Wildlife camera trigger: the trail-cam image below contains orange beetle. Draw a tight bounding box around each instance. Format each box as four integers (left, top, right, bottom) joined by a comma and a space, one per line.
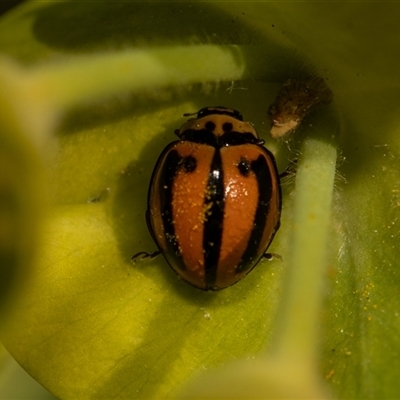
134, 107, 281, 291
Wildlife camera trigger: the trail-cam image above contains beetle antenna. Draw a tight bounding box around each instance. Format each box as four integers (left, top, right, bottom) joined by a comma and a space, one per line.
182, 111, 198, 117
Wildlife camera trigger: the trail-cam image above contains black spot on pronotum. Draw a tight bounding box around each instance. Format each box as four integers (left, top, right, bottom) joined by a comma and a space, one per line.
205, 121, 216, 131
222, 122, 233, 132
180, 129, 261, 148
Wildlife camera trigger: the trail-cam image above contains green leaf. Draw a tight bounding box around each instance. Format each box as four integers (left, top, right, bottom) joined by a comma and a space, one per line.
1, 1, 400, 399
0, 73, 43, 319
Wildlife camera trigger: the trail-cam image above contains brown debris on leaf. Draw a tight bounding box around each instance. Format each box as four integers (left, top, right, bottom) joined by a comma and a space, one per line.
268, 76, 333, 139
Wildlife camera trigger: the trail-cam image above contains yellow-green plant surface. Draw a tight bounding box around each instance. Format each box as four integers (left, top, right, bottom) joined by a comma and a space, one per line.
0, 1, 400, 399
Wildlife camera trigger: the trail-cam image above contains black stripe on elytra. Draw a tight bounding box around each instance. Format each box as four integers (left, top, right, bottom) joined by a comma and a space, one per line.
157, 149, 197, 271
203, 148, 225, 289
179, 129, 262, 147
236, 154, 274, 273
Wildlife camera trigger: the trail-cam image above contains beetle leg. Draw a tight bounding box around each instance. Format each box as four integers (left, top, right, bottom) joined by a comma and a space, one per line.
279, 158, 298, 179
131, 251, 161, 264
263, 252, 282, 261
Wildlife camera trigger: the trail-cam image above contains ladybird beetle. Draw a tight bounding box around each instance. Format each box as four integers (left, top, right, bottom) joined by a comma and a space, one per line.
134, 106, 282, 291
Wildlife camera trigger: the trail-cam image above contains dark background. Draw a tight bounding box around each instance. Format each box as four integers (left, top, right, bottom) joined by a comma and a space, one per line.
0, 0, 24, 16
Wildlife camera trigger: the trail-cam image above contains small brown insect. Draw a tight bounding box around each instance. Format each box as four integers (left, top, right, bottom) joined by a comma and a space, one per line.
268, 76, 333, 139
